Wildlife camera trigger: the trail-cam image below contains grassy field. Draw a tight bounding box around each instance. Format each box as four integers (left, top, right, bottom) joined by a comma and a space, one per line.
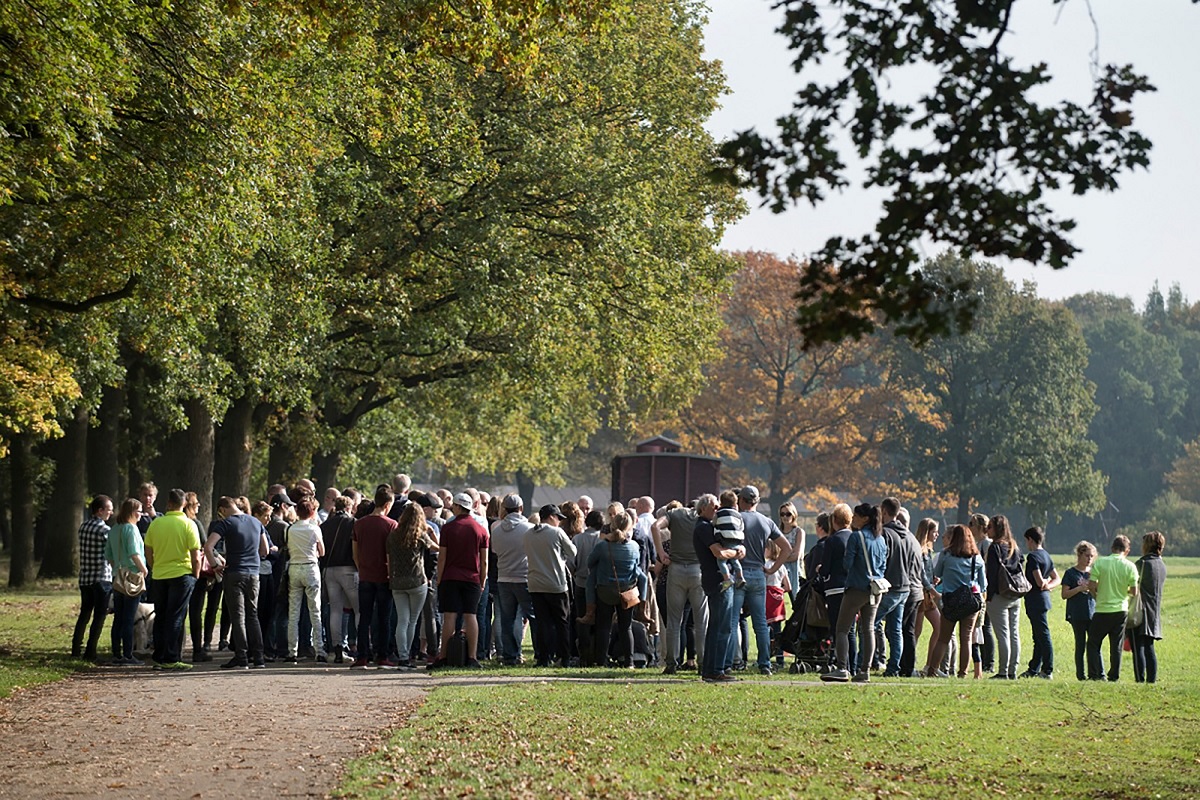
0, 562, 90, 699
5, 553, 1200, 796
338, 555, 1200, 799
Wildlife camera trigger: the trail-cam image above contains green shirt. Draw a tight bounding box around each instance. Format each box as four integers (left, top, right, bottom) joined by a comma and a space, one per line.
1091, 552, 1138, 614
145, 511, 201, 580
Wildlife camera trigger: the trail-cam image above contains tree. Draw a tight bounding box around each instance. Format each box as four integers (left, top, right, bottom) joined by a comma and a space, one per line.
716, 0, 1161, 346
887, 255, 1105, 524
672, 251, 911, 512
1065, 295, 1185, 525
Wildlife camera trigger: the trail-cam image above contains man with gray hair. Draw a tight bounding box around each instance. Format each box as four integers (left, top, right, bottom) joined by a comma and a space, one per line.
653, 497, 708, 674
491, 493, 538, 665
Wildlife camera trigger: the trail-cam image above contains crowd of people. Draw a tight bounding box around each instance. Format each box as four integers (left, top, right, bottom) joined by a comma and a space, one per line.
70, 478, 1167, 683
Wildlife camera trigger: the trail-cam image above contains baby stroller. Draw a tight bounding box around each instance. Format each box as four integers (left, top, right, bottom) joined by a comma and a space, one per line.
778, 579, 834, 675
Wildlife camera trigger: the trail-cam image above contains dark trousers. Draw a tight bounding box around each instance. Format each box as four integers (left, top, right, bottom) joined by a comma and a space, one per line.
899, 594, 921, 677
151, 575, 197, 664
223, 572, 263, 663
189, 577, 222, 652
73, 582, 112, 658
1087, 610, 1127, 681
1131, 631, 1158, 683
825, 593, 857, 672
1026, 606, 1054, 675
594, 598, 633, 667
531, 591, 571, 666
1070, 618, 1090, 681
257, 572, 278, 656
111, 591, 139, 659
573, 587, 595, 666
476, 579, 493, 660
980, 610, 995, 670
357, 580, 393, 662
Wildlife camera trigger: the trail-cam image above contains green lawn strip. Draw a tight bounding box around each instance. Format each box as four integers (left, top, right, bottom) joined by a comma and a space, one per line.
0, 584, 91, 699
339, 681, 1200, 799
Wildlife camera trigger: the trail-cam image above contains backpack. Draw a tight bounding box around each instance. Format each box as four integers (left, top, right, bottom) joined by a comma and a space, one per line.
446, 630, 468, 667
997, 548, 1032, 599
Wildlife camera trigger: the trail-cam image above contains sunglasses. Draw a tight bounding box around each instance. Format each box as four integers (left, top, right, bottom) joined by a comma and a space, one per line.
780, 512, 793, 518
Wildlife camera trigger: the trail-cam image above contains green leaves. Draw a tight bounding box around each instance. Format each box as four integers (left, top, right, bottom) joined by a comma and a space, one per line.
716, 0, 1159, 346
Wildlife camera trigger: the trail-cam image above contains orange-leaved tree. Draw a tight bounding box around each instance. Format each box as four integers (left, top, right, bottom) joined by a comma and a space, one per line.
673, 250, 927, 513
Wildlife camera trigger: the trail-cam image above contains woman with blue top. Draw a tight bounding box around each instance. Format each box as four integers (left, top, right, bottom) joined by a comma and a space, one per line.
1061, 540, 1096, 681
105, 498, 149, 665
581, 511, 647, 668
821, 504, 887, 683
928, 524, 986, 678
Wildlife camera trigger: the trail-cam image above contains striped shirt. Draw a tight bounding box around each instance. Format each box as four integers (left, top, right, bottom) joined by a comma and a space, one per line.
78, 516, 112, 586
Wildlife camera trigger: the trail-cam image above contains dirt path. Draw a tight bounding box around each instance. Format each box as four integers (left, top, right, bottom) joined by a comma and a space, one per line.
0, 662, 425, 799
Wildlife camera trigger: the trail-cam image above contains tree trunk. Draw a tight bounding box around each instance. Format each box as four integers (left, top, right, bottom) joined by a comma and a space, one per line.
38, 405, 89, 579
213, 396, 257, 500
957, 492, 971, 525
124, 351, 154, 492
7, 434, 37, 587
766, 458, 784, 519
87, 385, 125, 501
516, 470, 536, 514
312, 448, 342, 494
268, 439, 293, 492
150, 398, 215, 524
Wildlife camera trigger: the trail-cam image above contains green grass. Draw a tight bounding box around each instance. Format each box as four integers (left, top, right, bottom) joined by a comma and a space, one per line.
0, 562, 90, 699
338, 556, 1200, 798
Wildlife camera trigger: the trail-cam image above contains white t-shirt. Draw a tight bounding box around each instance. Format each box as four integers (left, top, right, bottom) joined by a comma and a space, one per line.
288, 519, 324, 565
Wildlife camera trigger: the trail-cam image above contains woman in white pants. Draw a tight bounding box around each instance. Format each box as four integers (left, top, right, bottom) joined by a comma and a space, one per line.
286, 493, 326, 662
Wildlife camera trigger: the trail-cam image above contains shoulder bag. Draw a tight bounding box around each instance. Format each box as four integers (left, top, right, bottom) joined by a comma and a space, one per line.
942, 557, 983, 622
858, 531, 891, 599
997, 547, 1032, 599
611, 545, 640, 609
1126, 561, 1146, 630
111, 527, 146, 598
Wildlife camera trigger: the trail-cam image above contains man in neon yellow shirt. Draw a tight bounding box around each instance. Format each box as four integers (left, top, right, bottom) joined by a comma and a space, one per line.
145, 488, 202, 670
1086, 535, 1139, 682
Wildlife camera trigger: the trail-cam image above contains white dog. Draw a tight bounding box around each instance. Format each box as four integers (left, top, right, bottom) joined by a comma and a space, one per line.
132, 603, 156, 656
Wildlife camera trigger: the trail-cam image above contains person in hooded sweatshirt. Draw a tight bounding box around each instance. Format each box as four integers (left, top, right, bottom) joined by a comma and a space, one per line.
491, 494, 538, 665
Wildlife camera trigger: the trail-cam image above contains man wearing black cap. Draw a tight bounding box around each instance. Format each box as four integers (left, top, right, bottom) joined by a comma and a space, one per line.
525, 505, 578, 667
264, 491, 296, 661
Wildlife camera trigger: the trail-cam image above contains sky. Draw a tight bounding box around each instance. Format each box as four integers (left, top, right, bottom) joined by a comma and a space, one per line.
701, 0, 1200, 304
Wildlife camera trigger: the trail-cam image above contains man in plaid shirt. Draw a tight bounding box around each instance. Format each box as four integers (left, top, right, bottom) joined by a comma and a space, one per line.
73, 495, 114, 661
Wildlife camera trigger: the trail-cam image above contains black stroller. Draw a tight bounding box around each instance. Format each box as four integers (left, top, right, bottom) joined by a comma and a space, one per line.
778, 578, 835, 675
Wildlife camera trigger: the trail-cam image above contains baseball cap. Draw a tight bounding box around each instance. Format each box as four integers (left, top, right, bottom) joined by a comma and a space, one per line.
738, 485, 760, 503
452, 492, 474, 511
270, 491, 296, 508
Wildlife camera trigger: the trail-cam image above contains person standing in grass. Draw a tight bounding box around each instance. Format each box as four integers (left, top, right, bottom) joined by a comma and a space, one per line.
106, 498, 148, 665
1086, 535, 1139, 681
1130, 531, 1167, 684
74, 495, 114, 662
692, 494, 741, 682
984, 515, 1023, 680
1060, 541, 1096, 681
427, 492, 489, 671
822, 504, 886, 683
525, 505, 578, 668
1020, 527, 1060, 679
144, 488, 202, 670
927, 524, 987, 679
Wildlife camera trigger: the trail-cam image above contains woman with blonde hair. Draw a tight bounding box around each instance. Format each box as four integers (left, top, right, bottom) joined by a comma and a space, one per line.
1061, 540, 1097, 681
580, 511, 646, 668
777, 501, 805, 600
912, 518, 943, 677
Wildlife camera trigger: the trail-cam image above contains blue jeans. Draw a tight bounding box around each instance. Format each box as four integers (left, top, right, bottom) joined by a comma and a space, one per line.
111, 590, 139, 659
702, 585, 734, 677
151, 574, 196, 664
476, 578, 492, 659
497, 582, 535, 663
877, 590, 906, 673
726, 567, 770, 670
356, 580, 393, 662
1026, 605, 1053, 675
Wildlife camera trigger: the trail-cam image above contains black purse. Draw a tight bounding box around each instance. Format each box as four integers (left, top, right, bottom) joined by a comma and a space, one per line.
942, 557, 983, 622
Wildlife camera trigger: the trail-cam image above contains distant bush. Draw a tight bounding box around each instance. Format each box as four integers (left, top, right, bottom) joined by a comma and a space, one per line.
1119, 491, 1200, 556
